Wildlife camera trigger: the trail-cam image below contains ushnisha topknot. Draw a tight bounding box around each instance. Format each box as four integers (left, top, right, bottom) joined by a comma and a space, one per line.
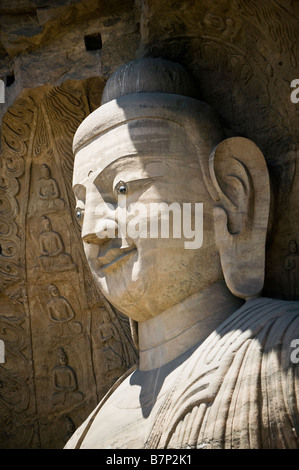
100, 58, 199, 105
72, 58, 225, 157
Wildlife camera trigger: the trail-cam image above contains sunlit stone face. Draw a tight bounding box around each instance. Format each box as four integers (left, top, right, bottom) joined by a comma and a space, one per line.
73, 118, 222, 322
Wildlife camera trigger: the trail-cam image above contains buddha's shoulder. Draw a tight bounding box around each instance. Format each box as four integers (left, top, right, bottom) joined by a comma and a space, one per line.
218, 297, 299, 346
64, 365, 137, 449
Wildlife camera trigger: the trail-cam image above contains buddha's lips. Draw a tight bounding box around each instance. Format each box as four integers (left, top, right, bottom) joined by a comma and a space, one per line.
98, 247, 137, 271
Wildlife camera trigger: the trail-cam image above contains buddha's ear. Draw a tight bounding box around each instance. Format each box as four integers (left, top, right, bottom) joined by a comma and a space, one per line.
208, 137, 270, 299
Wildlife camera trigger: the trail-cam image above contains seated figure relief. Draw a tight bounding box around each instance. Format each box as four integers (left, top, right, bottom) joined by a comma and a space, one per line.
37, 163, 65, 211
38, 216, 76, 272
52, 347, 84, 406
65, 59, 299, 449
46, 284, 82, 337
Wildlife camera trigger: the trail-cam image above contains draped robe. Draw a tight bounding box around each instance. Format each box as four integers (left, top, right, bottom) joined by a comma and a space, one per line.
65, 298, 299, 449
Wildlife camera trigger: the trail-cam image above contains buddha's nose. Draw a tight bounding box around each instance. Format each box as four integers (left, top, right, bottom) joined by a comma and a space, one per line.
82, 216, 118, 245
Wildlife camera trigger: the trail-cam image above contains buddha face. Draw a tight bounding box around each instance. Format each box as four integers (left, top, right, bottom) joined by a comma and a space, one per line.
73, 120, 223, 322
290, 240, 297, 253
42, 217, 52, 231
48, 284, 59, 297
58, 350, 67, 365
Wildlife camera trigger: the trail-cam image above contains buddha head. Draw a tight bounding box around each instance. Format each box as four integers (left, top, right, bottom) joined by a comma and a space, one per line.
289, 240, 298, 254
57, 347, 68, 365
48, 283, 60, 297
72, 58, 270, 323
40, 163, 51, 179
41, 215, 52, 231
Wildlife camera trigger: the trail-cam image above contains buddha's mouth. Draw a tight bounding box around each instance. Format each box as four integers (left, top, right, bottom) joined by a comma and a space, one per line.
98, 247, 137, 271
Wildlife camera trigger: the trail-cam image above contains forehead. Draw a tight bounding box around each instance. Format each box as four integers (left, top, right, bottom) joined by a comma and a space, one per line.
73, 119, 196, 188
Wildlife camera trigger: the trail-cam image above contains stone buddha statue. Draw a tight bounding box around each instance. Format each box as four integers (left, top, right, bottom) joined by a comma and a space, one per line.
65, 58, 299, 449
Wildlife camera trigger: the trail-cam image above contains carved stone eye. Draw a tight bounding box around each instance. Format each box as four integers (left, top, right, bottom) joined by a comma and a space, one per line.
115, 180, 128, 195
75, 208, 83, 220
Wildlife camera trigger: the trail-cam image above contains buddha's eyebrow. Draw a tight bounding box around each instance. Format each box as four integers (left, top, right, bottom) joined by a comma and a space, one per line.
92, 157, 142, 195
92, 163, 116, 188
92, 155, 164, 187
92, 157, 129, 186
73, 184, 86, 202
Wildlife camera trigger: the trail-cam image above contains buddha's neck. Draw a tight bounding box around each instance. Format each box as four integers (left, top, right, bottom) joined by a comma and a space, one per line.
138, 281, 244, 371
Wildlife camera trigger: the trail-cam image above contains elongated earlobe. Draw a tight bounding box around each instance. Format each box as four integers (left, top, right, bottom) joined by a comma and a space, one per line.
208, 137, 270, 299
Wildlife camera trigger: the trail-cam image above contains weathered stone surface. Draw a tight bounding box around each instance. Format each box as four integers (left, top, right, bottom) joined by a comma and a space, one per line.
0, 78, 138, 449
137, 0, 299, 301
1, 0, 298, 300
0, 0, 140, 449
66, 58, 299, 449
0, 0, 298, 450
0, 0, 140, 122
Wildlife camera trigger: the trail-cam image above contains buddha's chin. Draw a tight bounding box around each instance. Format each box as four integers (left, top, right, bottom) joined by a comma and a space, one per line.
88, 257, 147, 316
97, 274, 151, 321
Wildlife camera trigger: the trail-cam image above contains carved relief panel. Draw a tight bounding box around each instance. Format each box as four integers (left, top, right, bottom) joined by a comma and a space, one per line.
0, 78, 138, 449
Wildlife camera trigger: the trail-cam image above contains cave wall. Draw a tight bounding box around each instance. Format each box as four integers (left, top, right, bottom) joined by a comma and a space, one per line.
0, 0, 298, 448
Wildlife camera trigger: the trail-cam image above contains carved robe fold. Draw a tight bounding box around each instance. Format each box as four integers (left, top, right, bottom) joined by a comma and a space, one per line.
65, 298, 299, 449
